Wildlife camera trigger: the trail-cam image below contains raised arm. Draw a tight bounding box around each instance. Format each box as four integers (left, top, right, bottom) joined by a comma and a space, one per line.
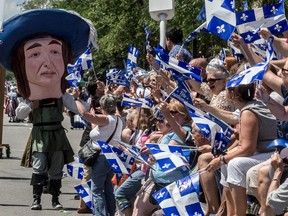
231, 33, 263, 66
75, 100, 109, 126
255, 84, 288, 120
259, 28, 288, 57
262, 57, 288, 97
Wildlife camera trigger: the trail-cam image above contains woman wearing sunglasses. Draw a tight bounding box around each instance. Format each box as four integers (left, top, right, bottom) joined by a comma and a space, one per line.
133, 99, 193, 216
188, 58, 235, 112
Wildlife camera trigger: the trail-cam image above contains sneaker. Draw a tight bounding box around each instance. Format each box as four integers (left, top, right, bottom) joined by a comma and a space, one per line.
52, 200, 63, 210
31, 203, 42, 210
31, 198, 42, 210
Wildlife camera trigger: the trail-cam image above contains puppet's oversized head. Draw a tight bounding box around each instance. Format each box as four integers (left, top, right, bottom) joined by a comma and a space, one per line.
0, 9, 97, 100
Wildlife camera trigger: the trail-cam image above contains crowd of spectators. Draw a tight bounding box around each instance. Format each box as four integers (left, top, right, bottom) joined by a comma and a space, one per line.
70, 26, 288, 216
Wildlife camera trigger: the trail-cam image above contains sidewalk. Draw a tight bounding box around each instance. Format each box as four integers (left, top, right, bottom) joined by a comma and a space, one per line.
0, 113, 88, 216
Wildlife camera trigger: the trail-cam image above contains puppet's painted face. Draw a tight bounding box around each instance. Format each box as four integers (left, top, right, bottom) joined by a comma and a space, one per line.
24, 37, 64, 88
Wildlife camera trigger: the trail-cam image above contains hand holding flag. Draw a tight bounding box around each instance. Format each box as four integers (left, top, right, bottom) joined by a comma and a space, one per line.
153, 172, 204, 216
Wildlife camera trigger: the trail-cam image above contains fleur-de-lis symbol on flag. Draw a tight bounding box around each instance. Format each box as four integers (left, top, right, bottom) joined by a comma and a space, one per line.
270, 6, 278, 14
217, 24, 226, 33
274, 24, 282, 32
240, 13, 248, 21
245, 34, 253, 42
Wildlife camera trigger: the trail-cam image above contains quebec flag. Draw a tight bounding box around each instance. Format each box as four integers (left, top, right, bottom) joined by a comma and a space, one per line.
66, 47, 93, 87
236, 2, 288, 43
97, 140, 130, 175
226, 37, 274, 88
153, 172, 204, 216
121, 94, 153, 109
75, 180, 93, 209
183, 22, 209, 45
154, 46, 202, 80
127, 45, 140, 73
106, 68, 130, 87
205, 0, 236, 41
146, 143, 189, 173
66, 157, 84, 180
170, 81, 194, 106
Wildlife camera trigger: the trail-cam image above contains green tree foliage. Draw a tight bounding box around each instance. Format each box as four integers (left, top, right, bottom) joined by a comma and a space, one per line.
5, 71, 14, 81
22, 0, 288, 78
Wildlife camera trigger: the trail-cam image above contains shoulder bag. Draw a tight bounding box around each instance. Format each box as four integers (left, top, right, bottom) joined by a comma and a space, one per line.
78, 117, 119, 166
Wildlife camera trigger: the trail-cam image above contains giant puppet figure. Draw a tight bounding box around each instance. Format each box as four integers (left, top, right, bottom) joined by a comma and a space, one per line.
0, 9, 97, 210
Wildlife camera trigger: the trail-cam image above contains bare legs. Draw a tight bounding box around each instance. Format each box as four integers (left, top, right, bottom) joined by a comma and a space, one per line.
257, 165, 271, 215
218, 187, 235, 216
229, 183, 247, 216
198, 153, 220, 214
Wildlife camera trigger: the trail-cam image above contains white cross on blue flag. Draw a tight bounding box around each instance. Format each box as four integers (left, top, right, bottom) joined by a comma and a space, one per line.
226, 37, 274, 88
145, 143, 189, 173
184, 102, 233, 155
66, 47, 93, 87
153, 172, 204, 216
111, 145, 135, 173
154, 47, 202, 82
66, 157, 84, 180
74, 180, 92, 209
128, 45, 140, 64
183, 22, 209, 45
121, 94, 153, 109
169, 81, 194, 106
116, 140, 149, 164
97, 140, 130, 174
106, 68, 130, 87
205, 0, 236, 41
236, 2, 288, 43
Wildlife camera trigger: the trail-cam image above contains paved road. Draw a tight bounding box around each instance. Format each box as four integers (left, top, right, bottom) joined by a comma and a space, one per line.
0, 112, 88, 216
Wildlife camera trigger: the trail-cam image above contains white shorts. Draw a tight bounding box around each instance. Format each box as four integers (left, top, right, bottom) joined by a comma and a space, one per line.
220, 152, 273, 188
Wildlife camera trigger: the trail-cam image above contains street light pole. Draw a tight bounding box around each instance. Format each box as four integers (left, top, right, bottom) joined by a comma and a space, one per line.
149, 0, 175, 49
159, 13, 167, 48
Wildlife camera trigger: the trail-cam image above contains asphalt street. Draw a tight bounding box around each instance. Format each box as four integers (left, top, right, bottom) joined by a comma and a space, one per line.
0, 112, 88, 216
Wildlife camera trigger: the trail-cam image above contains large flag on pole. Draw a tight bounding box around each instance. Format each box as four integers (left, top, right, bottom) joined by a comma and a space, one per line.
205, 0, 236, 41
236, 2, 288, 43
0, 0, 6, 31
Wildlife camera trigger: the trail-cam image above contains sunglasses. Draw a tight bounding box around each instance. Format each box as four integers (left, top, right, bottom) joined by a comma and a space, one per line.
156, 119, 164, 123
281, 68, 288, 76
206, 78, 224, 84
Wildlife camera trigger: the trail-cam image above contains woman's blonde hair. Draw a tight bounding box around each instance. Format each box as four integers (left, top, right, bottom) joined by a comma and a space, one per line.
168, 99, 191, 123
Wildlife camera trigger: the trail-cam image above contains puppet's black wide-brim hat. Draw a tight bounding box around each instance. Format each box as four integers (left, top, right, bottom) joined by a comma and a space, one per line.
0, 8, 97, 71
